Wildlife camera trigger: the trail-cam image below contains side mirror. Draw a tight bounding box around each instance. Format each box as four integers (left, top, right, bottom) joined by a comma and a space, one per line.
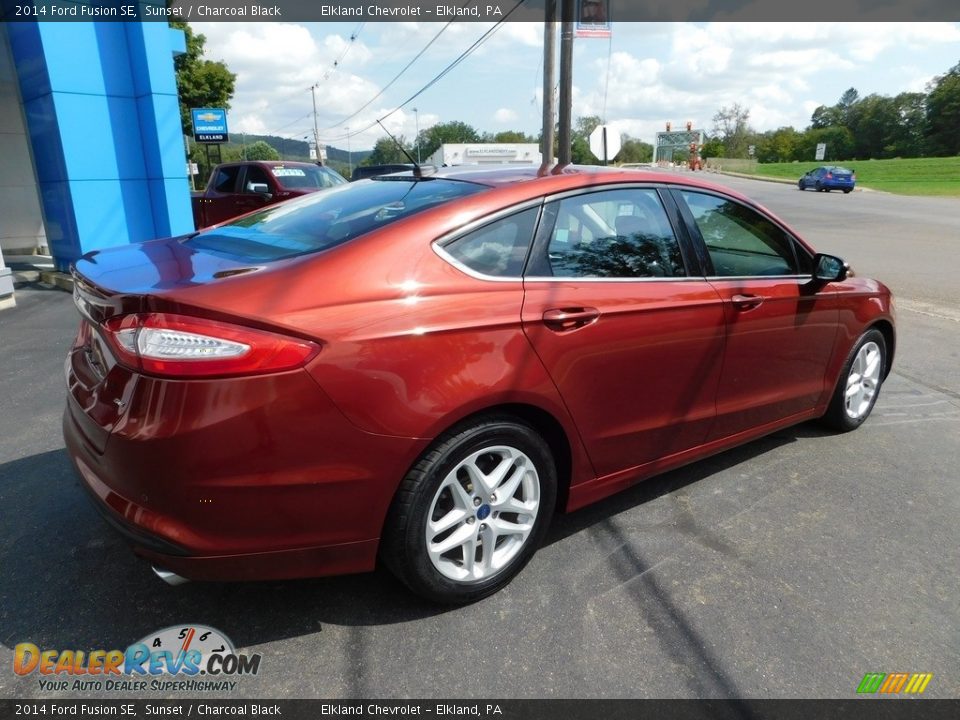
813, 253, 849, 283
249, 183, 271, 197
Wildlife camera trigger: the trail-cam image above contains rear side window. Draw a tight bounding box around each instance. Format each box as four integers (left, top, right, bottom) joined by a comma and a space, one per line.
678, 191, 805, 277
441, 207, 539, 277
212, 166, 241, 193
186, 178, 487, 262
528, 188, 686, 279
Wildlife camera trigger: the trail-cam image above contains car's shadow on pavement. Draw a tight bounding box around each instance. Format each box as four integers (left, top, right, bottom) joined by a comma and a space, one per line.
0, 422, 832, 650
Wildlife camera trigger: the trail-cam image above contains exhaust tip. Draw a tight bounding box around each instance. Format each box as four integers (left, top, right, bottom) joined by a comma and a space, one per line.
152, 566, 190, 586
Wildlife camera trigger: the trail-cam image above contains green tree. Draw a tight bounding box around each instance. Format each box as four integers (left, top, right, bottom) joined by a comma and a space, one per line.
848, 94, 900, 158
568, 115, 602, 164
711, 104, 753, 158
244, 140, 280, 161
810, 104, 843, 129
837, 87, 860, 126
364, 136, 413, 166
481, 130, 535, 143
795, 126, 855, 162
925, 60, 960, 156
417, 121, 482, 160
171, 21, 236, 137
701, 136, 726, 160
756, 127, 800, 163
618, 135, 653, 163
887, 92, 926, 157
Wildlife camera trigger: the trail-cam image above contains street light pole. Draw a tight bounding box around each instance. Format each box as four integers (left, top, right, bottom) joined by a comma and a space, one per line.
412, 107, 421, 164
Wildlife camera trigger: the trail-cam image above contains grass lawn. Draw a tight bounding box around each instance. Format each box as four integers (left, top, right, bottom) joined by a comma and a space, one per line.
741, 157, 960, 196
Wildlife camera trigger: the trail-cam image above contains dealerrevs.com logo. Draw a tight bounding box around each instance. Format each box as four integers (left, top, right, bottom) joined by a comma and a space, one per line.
13, 625, 262, 693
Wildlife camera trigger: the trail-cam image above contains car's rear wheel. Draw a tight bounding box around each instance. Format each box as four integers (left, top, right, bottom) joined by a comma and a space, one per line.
822, 329, 887, 432
843, 188, 852, 194
381, 416, 557, 603
815, 181, 823, 191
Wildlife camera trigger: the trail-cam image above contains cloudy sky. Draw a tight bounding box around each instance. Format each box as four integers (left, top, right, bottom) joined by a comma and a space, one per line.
193, 21, 960, 152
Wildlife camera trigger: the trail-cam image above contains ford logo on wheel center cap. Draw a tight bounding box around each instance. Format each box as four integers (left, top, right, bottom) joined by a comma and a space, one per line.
476, 504, 491, 520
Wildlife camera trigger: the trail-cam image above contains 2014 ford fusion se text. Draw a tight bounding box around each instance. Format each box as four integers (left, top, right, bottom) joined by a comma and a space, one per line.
64, 165, 895, 603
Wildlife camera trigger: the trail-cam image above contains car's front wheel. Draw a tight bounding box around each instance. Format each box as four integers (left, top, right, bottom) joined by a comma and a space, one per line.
382, 416, 557, 603
798, 180, 805, 190
822, 328, 887, 432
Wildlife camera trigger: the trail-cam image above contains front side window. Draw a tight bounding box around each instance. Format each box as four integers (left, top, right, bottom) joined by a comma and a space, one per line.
441, 207, 539, 277
243, 166, 272, 193
678, 191, 807, 277
530, 188, 685, 279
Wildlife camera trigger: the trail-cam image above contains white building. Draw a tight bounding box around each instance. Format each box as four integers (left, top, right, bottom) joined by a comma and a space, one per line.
427, 143, 542, 167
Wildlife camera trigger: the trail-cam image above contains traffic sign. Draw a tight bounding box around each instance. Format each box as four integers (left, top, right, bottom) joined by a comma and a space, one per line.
589, 125, 621, 164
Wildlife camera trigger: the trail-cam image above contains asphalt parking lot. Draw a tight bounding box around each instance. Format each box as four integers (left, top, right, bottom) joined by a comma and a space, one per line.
1, 175, 958, 699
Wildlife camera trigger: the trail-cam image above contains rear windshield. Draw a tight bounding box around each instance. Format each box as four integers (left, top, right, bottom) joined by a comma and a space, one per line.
269, 164, 346, 189
185, 178, 487, 261
831, 167, 853, 175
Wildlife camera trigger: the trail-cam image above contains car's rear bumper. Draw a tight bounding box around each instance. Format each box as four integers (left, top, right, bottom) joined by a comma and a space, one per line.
63, 362, 428, 582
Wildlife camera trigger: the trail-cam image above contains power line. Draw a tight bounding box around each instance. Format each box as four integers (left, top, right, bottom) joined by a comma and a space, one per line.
322, 0, 526, 145
260, 22, 366, 138
318, 18, 458, 132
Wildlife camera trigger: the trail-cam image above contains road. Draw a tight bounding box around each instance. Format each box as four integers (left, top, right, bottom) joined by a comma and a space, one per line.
1, 176, 958, 700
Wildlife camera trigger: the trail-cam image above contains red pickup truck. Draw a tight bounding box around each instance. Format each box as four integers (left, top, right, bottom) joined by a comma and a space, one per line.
191, 161, 346, 229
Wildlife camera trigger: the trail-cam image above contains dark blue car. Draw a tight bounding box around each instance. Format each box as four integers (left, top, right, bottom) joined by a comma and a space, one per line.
798, 166, 856, 193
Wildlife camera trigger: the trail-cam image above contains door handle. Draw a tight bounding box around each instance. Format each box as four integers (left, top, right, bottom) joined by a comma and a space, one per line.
542, 307, 600, 331
731, 294, 764, 310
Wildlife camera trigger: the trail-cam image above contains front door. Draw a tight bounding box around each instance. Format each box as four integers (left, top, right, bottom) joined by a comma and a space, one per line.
672, 188, 839, 440
521, 186, 726, 478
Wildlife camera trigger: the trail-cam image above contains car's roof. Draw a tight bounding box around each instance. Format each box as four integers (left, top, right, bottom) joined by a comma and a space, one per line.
420, 163, 754, 203
219, 160, 324, 168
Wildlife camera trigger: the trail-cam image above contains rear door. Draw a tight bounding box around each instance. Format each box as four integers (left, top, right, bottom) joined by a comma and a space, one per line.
671, 188, 839, 440
521, 185, 726, 478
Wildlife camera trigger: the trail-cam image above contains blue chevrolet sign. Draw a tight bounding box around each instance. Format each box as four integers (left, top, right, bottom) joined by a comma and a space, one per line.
192, 108, 229, 143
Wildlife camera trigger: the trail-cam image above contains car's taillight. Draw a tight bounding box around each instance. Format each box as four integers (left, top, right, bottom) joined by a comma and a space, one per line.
101, 313, 320, 378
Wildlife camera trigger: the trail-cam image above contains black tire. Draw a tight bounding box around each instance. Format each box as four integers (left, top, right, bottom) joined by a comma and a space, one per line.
381, 416, 557, 604
843, 188, 852, 194
815, 181, 823, 192
798, 181, 805, 191
821, 328, 887, 432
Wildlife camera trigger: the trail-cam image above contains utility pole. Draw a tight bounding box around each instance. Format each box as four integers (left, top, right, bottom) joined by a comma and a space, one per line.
557, 0, 574, 165
540, 0, 557, 168
311, 84, 321, 164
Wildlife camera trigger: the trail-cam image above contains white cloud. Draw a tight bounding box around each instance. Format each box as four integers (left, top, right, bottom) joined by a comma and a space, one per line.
195, 21, 960, 151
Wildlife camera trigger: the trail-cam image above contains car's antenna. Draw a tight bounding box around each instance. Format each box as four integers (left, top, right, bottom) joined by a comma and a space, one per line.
376, 120, 424, 178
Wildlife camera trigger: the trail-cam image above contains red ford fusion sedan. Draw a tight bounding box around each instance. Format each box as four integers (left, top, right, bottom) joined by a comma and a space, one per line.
64, 166, 894, 603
